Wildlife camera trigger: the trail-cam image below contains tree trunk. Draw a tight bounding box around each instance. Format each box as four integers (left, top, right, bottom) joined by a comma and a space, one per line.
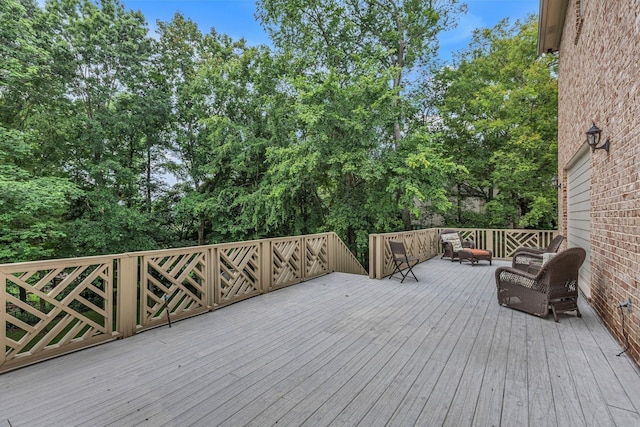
198, 216, 205, 246
146, 146, 152, 213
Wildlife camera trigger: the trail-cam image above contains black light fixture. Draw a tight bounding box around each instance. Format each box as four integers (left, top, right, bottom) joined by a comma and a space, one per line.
586, 122, 610, 152
551, 175, 561, 189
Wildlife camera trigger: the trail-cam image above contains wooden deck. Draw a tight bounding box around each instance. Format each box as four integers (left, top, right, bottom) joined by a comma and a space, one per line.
2, 258, 640, 426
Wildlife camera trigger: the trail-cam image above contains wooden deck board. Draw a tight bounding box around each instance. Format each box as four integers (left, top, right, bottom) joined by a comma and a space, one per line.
1, 258, 639, 427
471, 307, 511, 427
525, 315, 556, 427
500, 298, 530, 426
540, 315, 586, 426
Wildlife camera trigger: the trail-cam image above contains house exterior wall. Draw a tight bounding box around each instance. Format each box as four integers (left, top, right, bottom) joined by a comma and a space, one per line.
556, 0, 640, 363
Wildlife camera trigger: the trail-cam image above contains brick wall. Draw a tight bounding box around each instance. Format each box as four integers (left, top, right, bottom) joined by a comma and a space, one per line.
557, 0, 640, 363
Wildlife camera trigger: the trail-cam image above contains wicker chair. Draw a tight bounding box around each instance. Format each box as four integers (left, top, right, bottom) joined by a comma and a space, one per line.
438, 229, 475, 262
512, 235, 564, 272
495, 247, 586, 322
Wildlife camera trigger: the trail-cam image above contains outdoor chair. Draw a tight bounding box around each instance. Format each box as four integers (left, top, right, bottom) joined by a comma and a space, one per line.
512, 234, 564, 272
495, 247, 586, 322
438, 229, 491, 265
438, 229, 475, 262
388, 240, 419, 283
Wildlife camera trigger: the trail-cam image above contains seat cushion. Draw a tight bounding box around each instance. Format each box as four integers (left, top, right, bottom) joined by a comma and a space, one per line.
440, 233, 462, 251
542, 252, 557, 265
467, 249, 491, 257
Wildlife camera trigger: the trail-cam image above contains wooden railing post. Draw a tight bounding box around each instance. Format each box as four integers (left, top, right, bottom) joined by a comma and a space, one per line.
487, 229, 495, 254
329, 232, 336, 272
211, 246, 220, 305
206, 247, 214, 309
117, 254, 138, 338
300, 236, 306, 282
376, 235, 386, 279
262, 240, 272, 292
0, 271, 6, 366
369, 234, 376, 279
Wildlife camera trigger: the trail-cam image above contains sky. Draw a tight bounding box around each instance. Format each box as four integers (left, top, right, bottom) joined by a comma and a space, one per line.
119, 0, 540, 62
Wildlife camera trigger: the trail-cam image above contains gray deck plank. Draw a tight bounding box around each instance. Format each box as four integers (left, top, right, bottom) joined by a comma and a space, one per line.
21, 278, 367, 426
471, 307, 512, 427
567, 310, 636, 412
1, 259, 639, 427
106, 278, 386, 426
242, 268, 456, 426
342, 269, 477, 427
578, 299, 640, 413
307, 270, 474, 426
540, 317, 586, 426
252, 269, 465, 427
442, 272, 501, 427
202, 282, 429, 426
525, 315, 556, 427
558, 315, 615, 427
500, 303, 529, 426
386, 265, 492, 426
255, 284, 433, 426
414, 267, 494, 426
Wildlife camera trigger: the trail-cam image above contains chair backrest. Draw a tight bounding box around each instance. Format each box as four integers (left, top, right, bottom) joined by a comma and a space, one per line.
389, 240, 408, 257
537, 247, 586, 296
438, 229, 463, 251
545, 234, 565, 253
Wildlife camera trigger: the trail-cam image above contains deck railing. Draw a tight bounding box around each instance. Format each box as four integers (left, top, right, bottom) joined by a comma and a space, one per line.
369, 228, 558, 279
0, 232, 366, 373
1, 227, 556, 372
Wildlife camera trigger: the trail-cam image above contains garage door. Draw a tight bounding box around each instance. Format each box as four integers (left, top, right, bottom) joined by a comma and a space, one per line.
566, 146, 591, 297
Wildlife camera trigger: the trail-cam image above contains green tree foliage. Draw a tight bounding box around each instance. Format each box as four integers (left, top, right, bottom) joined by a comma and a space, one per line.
0, 0, 557, 267
40, 0, 172, 255
156, 14, 297, 244
0, 0, 81, 262
431, 17, 558, 229
256, 0, 465, 258
0, 128, 81, 262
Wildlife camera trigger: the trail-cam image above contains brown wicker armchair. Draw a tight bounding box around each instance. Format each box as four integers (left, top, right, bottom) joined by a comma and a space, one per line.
496, 247, 586, 322
512, 235, 564, 272
438, 229, 475, 262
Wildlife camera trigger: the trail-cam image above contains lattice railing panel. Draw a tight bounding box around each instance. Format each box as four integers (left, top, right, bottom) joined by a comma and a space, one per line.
305, 235, 329, 278
331, 233, 367, 275
141, 251, 207, 327
272, 239, 302, 288
504, 232, 540, 257
381, 234, 403, 277
3, 259, 114, 366
218, 243, 261, 303
370, 228, 558, 279
412, 230, 438, 260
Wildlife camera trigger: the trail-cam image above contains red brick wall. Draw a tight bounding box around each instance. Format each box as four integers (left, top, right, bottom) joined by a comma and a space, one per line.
557, 0, 640, 363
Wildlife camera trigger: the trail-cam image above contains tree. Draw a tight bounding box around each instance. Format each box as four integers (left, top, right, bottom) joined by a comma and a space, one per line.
0, 0, 82, 262
255, 0, 465, 258
40, 0, 171, 255
431, 17, 558, 229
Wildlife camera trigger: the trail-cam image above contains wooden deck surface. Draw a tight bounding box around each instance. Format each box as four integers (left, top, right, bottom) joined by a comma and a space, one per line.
2, 258, 640, 426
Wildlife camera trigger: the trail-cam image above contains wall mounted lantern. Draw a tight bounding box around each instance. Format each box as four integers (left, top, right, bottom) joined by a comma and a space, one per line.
586, 122, 610, 152
551, 175, 561, 189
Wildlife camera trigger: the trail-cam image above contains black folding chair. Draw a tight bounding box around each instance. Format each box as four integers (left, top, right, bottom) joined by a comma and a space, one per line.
388, 240, 419, 283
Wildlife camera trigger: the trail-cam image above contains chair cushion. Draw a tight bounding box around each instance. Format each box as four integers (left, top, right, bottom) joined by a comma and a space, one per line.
542, 252, 557, 266
468, 249, 491, 256
440, 233, 462, 251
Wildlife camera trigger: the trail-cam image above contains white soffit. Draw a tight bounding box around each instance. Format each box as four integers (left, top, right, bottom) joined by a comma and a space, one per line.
537, 0, 569, 55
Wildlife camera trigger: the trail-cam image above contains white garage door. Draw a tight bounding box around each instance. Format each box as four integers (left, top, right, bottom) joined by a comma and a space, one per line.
566, 146, 591, 297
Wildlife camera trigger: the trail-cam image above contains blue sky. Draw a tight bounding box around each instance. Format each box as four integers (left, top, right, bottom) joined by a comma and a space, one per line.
121, 0, 540, 62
